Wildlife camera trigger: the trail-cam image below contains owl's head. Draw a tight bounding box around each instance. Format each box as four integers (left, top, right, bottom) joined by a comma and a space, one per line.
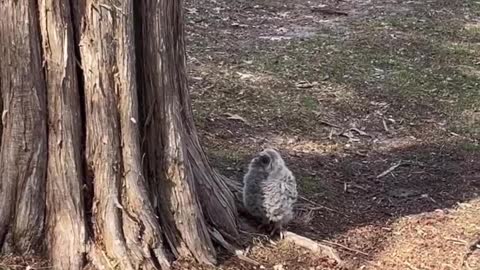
250, 148, 285, 173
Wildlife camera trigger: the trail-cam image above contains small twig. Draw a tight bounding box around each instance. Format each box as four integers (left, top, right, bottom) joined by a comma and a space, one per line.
318, 119, 342, 129
376, 161, 402, 179
350, 127, 370, 137
354, 151, 368, 157
382, 118, 390, 132
298, 196, 346, 216
239, 229, 269, 238
320, 240, 370, 256
224, 113, 250, 126
445, 237, 468, 245
311, 7, 349, 16
296, 206, 330, 212
348, 183, 368, 192
328, 128, 334, 140
282, 231, 343, 265
405, 262, 420, 270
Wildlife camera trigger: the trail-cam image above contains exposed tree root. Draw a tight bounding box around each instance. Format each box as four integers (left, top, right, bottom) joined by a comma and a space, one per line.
209, 228, 260, 266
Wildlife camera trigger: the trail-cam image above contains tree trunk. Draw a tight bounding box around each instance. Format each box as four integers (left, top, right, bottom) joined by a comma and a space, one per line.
0, 0, 48, 254
77, 1, 171, 269
39, 1, 88, 269
136, 0, 241, 264
0, 0, 241, 269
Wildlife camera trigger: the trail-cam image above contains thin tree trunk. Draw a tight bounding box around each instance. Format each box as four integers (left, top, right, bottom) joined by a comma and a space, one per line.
38, 1, 88, 269
0, 0, 47, 254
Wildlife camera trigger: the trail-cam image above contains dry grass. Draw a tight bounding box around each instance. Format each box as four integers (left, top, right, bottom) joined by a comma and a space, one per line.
370, 199, 480, 270
0, 256, 49, 270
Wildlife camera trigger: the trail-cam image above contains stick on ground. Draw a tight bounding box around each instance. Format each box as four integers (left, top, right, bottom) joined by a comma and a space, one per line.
311, 7, 349, 16
376, 161, 402, 179
299, 196, 347, 216
282, 231, 343, 265
321, 239, 370, 256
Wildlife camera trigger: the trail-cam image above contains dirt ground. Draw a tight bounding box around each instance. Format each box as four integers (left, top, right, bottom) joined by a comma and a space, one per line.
1, 0, 479, 270
184, 0, 480, 269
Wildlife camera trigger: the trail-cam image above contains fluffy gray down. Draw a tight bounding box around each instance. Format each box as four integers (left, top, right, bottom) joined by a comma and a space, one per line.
242, 148, 298, 229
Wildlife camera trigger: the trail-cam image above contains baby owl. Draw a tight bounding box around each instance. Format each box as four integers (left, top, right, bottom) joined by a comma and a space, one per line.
242, 148, 297, 238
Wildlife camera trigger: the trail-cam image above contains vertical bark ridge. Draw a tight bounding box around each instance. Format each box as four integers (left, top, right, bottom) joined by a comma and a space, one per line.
79, 1, 134, 269
172, 0, 240, 239
0, 0, 47, 254
115, 1, 171, 269
137, 0, 217, 265
78, 1, 171, 269
39, 0, 88, 269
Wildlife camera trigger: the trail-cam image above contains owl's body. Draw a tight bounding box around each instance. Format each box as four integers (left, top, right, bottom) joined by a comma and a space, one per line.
242, 149, 297, 236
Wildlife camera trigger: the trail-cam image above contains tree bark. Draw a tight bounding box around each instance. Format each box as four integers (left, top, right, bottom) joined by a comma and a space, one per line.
174, 4, 239, 241
77, 1, 170, 269
137, 0, 242, 264
137, 0, 216, 264
38, 1, 88, 269
0, 0, 48, 254
0, 0, 242, 269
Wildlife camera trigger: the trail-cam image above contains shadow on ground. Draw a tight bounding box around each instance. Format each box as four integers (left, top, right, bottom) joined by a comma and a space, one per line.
204, 138, 480, 269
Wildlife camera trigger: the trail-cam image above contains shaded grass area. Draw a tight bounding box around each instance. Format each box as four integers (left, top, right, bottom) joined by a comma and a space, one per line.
200, 138, 480, 270
189, 0, 480, 140
250, 12, 480, 135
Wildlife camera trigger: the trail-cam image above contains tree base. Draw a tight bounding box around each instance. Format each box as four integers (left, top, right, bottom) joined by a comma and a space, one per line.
209, 228, 260, 266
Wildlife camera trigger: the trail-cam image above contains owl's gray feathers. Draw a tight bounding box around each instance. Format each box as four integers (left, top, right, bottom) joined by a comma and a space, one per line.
242, 148, 297, 231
